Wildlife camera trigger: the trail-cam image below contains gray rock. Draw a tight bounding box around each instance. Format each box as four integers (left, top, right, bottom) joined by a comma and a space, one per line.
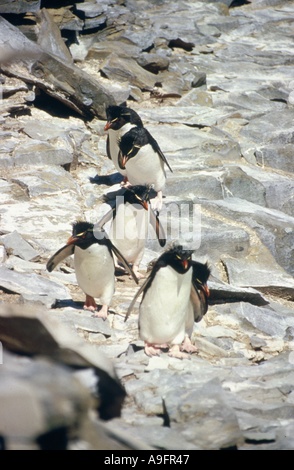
0, 17, 116, 119
46, 6, 84, 32
1, 0, 294, 451
0, 245, 6, 263
0, 140, 73, 168
100, 54, 157, 92
204, 198, 294, 277
86, 40, 141, 61
164, 378, 243, 450
0, 266, 70, 306
1, 230, 39, 261
255, 145, 294, 174
0, 0, 40, 14
36, 8, 73, 64
240, 109, 294, 145
136, 52, 169, 74
234, 302, 291, 338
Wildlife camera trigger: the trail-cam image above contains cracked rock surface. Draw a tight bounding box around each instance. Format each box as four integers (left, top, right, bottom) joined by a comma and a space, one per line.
0, 0, 294, 450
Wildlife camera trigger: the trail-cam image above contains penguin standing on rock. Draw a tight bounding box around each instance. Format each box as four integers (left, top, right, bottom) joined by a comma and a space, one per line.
104, 105, 143, 177
46, 221, 138, 319
125, 244, 194, 359
118, 126, 173, 212
183, 260, 211, 353
98, 185, 166, 279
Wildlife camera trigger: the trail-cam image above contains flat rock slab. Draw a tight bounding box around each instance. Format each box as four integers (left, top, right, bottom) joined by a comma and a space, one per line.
1, 231, 39, 261
0, 266, 70, 304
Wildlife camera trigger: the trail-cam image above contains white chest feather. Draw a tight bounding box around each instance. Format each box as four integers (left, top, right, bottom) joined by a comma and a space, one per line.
139, 265, 192, 345
74, 244, 115, 302
126, 146, 166, 191
110, 202, 148, 264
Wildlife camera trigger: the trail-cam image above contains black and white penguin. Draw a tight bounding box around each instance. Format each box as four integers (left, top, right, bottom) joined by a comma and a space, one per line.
46, 221, 138, 319
183, 260, 211, 353
125, 244, 194, 359
104, 105, 143, 177
98, 185, 166, 279
118, 126, 173, 211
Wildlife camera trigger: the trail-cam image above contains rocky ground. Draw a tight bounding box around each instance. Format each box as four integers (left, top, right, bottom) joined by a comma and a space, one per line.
0, 0, 294, 451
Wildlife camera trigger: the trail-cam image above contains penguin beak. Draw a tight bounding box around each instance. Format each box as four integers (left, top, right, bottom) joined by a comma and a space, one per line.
203, 284, 210, 298
182, 260, 189, 270
66, 235, 78, 245
142, 200, 149, 210
104, 121, 111, 131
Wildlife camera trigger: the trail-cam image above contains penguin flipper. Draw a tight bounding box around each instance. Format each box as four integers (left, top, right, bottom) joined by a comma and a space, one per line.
149, 209, 166, 247
190, 282, 208, 322
46, 244, 75, 272
109, 242, 139, 285
97, 207, 115, 229
106, 135, 111, 160
146, 129, 173, 173
124, 276, 151, 322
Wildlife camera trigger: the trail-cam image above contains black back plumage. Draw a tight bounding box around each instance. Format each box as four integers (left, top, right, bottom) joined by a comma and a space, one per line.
190, 260, 211, 322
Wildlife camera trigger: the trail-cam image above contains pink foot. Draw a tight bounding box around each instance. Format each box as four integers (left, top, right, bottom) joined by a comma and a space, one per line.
121, 177, 130, 187
92, 304, 108, 320
144, 343, 169, 356
168, 344, 190, 360
131, 266, 145, 280
83, 295, 98, 311
181, 335, 198, 354
144, 343, 165, 357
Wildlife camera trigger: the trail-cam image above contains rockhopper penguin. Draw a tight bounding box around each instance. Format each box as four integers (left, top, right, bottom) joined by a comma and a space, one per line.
125, 244, 195, 359
104, 105, 143, 177
46, 221, 138, 319
118, 126, 173, 212
98, 185, 166, 279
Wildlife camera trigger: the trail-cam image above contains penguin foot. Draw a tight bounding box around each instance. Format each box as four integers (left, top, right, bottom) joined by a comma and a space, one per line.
168, 344, 190, 360
92, 304, 108, 320
84, 295, 98, 311
131, 266, 145, 280
144, 343, 164, 357
181, 336, 198, 354
121, 177, 130, 187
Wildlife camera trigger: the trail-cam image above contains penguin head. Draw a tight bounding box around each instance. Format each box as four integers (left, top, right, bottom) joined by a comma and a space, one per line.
123, 185, 154, 210
162, 244, 194, 274
191, 261, 211, 298
67, 221, 106, 250
104, 105, 143, 131
118, 126, 147, 168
